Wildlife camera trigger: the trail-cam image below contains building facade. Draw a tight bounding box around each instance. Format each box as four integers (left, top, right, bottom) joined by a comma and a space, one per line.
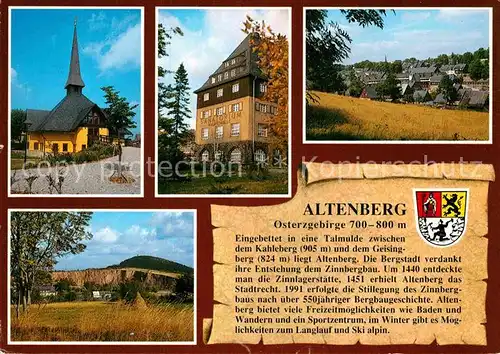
25, 21, 109, 155
193, 33, 277, 164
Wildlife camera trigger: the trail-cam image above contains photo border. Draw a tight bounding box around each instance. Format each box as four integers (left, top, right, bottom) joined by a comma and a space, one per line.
302, 6, 494, 145
6, 208, 198, 346
7, 6, 146, 198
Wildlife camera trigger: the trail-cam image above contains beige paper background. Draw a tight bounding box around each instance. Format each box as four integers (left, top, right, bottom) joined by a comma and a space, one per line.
205, 163, 495, 345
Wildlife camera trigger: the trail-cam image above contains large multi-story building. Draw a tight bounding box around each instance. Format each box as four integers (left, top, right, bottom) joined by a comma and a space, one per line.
193, 33, 277, 164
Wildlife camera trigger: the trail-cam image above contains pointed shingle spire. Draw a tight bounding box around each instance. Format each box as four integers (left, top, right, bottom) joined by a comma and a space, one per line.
65, 18, 85, 93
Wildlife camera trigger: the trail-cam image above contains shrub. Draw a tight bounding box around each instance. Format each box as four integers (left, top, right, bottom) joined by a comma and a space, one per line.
43, 144, 116, 165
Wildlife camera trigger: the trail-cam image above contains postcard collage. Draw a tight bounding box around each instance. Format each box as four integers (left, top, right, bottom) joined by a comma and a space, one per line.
0, 3, 496, 353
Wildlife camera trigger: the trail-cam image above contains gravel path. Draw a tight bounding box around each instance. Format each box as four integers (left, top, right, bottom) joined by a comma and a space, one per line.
10, 147, 142, 195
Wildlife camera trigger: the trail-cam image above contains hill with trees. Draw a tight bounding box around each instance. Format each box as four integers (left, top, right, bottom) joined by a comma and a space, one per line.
108, 255, 193, 274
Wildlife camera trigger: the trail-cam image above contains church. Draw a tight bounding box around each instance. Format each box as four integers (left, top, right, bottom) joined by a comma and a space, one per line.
193, 33, 277, 164
25, 21, 109, 154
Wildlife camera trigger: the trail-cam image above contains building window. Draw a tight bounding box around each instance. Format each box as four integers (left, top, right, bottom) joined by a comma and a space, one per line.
203, 93, 209, 101
231, 69, 236, 77
211, 77, 216, 84
34, 142, 39, 150
216, 107, 225, 116
62, 143, 68, 152
202, 128, 209, 140
258, 124, 268, 137
217, 88, 223, 97
230, 102, 242, 112
232, 83, 239, 93
270, 106, 277, 115
255, 149, 266, 163
203, 110, 210, 118
217, 74, 222, 81
231, 123, 240, 137
216, 126, 223, 139
201, 150, 210, 162
231, 58, 236, 65
224, 62, 229, 68
52, 143, 59, 153
215, 150, 223, 161
230, 148, 242, 163
82, 144, 87, 150
224, 71, 229, 79
256, 102, 268, 113
260, 83, 267, 93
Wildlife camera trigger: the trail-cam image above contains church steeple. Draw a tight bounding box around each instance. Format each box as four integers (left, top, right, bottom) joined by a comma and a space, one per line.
65, 18, 85, 95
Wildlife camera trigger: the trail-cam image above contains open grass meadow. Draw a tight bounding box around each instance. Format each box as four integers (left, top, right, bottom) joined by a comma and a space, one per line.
11, 301, 194, 342
306, 91, 490, 141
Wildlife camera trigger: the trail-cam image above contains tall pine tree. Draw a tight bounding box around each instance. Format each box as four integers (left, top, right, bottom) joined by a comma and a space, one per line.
157, 24, 183, 119
158, 63, 191, 168
166, 63, 190, 139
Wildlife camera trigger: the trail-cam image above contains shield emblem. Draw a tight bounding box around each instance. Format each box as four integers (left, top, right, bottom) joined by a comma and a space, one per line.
414, 189, 468, 247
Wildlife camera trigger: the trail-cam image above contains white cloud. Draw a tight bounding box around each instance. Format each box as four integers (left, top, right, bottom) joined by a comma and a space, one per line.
55, 212, 195, 270
357, 40, 399, 51
83, 18, 141, 73
346, 27, 488, 64
93, 227, 120, 243
10, 67, 31, 98
99, 24, 141, 71
436, 9, 488, 21
150, 211, 193, 238
401, 11, 431, 23
88, 12, 107, 31
158, 9, 290, 128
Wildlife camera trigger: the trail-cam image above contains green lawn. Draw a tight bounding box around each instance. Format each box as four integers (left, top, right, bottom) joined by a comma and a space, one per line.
158, 170, 288, 195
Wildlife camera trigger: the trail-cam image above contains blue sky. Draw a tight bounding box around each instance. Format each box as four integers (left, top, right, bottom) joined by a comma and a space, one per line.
55, 211, 195, 270
11, 8, 142, 135
158, 8, 290, 128
326, 9, 490, 64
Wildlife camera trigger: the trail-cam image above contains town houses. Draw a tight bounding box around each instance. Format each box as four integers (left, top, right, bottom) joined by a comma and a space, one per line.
350, 59, 489, 110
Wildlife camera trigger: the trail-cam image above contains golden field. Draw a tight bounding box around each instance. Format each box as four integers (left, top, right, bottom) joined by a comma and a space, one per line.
306, 91, 489, 141
11, 301, 194, 342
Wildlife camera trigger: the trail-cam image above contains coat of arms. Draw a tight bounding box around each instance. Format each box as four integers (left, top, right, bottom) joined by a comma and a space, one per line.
414, 189, 468, 247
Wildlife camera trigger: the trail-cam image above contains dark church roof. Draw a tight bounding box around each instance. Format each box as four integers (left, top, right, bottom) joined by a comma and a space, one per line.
26, 20, 103, 133
28, 94, 99, 132
26, 109, 51, 131
194, 33, 264, 93
65, 21, 85, 89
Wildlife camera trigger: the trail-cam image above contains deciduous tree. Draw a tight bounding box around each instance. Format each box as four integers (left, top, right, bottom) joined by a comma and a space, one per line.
347, 69, 364, 97
305, 9, 389, 102
243, 16, 289, 152
375, 73, 401, 101
11, 109, 26, 142
10, 211, 92, 317
101, 86, 138, 179
438, 75, 458, 104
